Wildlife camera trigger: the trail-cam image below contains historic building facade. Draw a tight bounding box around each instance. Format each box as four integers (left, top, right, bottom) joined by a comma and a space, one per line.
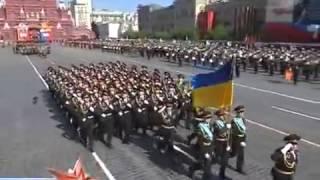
92, 9, 138, 39
138, 0, 211, 34
71, 0, 92, 29
0, 0, 75, 40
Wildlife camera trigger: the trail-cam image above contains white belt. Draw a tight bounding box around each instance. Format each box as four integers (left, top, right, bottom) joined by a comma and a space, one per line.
274, 167, 295, 175
101, 113, 112, 118
203, 141, 212, 146
161, 125, 175, 129
216, 138, 227, 141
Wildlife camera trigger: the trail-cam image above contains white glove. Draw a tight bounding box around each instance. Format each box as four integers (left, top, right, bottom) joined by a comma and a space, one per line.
101, 113, 107, 118
226, 123, 231, 129
118, 112, 123, 116
226, 146, 231, 152
89, 107, 94, 112
240, 142, 246, 147
204, 153, 211, 159
82, 118, 86, 122
281, 143, 293, 155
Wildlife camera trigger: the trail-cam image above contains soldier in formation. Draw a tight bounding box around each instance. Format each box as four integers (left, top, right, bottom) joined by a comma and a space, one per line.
96, 39, 320, 83
44, 62, 192, 152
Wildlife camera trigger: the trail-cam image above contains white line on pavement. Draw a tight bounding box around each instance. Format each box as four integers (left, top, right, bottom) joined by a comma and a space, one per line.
92, 152, 116, 180
246, 118, 320, 148
173, 145, 197, 162
25, 56, 115, 180
235, 83, 320, 104
26, 56, 49, 89
271, 106, 320, 121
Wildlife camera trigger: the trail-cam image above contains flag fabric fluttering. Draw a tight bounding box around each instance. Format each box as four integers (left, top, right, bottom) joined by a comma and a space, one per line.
191, 62, 233, 108
48, 157, 94, 180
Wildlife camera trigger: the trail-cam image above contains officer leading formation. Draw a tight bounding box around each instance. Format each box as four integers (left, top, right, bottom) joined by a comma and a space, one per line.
44, 61, 300, 180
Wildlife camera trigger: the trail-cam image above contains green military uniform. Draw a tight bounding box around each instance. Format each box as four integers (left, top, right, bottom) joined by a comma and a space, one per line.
230, 105, 247, 174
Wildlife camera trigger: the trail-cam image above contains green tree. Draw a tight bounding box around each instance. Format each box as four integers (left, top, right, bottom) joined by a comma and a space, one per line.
153, 31, 171, 39
205, 24, 230, 40
171, 28, 198, 40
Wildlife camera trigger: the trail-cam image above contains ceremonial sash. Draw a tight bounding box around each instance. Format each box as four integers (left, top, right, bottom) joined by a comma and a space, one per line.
215, 119, 225, 129
198, 122, 213, 141
233, 117, 246, 134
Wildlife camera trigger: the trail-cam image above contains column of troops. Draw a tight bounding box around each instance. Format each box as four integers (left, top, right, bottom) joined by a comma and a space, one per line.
96, 40, 320, 83
44, 61, 299, 180
61, 40, 102, 49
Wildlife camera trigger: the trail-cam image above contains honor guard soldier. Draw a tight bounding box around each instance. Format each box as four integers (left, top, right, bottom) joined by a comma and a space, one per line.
213, 109, 231, 179
188, 109, 214, 179
271, 134, 301, 180
189, 109, 214, 178
230, 105, 247, 174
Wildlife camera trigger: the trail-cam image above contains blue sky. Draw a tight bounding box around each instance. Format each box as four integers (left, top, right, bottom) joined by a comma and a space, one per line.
93, 0, 173, 12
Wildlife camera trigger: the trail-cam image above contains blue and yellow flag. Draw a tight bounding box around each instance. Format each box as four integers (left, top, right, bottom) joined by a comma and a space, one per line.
191, 62, 233, 108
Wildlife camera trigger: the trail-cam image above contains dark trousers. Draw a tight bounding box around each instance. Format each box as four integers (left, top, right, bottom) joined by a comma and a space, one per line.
254, 64, 258, 74
100, 117, 114, 145
230, 136, 245, 171
242, 62, 247, 72
119, 112, 132, 143
80, 119, 95, 151
215, 140, 229, 178
156, 127, 175, 152
189, 143, 214, 178
270, 66, 274, 76
271, 168, 293, 180
184, 110, 192, 129
235, 66, 240, 77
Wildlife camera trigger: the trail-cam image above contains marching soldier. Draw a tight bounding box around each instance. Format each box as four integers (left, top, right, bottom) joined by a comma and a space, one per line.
212, 109, 231, 179
235, 59, 241, 78
181, 89, 192, 130
134, 91, 150, 134
118, 93, 133, 144
271, 134, 301, 180
270, 60, 275, 76
78, 96, 96, 152
96, 94, 115, 148
230, 105, 247, 174
292, 64, 299, 85
188, 108, 214, 179
155, 100, 176, 154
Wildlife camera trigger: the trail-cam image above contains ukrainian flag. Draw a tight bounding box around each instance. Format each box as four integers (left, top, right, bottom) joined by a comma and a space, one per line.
192, 62, 233, 108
